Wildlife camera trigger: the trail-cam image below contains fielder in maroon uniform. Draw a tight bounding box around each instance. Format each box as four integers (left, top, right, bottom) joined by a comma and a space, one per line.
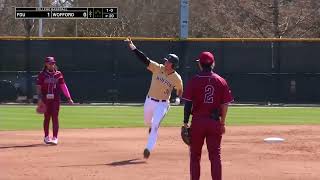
182, 52, 233, 180
36, 57, 73, 145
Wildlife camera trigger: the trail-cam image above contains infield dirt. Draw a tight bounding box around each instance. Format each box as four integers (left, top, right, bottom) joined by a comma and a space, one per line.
1, 125, 319, 180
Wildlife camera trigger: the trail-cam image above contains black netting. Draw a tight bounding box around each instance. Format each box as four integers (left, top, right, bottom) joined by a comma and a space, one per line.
1, 39, 320, 103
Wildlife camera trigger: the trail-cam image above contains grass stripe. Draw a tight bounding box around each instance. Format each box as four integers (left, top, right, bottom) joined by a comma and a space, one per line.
0, 105, 319, 130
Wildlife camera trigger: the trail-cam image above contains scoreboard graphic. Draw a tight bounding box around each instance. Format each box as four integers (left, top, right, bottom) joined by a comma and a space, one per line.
15, 7, 118, 19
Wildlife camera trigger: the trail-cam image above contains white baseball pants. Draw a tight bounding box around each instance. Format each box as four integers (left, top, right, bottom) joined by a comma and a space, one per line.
144, 96, 170, 151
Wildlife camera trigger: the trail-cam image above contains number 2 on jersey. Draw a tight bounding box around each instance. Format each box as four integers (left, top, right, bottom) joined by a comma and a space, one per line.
204, 85, 214, 103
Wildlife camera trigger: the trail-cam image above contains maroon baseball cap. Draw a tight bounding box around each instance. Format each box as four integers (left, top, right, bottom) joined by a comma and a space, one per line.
196, 51, 215, 65
45, 56, 56, 63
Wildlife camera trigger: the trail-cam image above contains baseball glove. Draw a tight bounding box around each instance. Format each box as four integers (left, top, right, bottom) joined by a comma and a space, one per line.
36, 103, 46, 114
181, 126, 191, 146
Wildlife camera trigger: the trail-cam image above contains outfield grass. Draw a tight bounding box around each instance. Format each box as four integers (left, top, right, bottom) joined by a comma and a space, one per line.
0, 105, 320, 130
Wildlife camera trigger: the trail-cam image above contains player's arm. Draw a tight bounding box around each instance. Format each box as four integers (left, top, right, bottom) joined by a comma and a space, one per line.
58, 73, 74, 104
125, 37, 150, 66
36, 85, 43, 104
220, 79, 233, 125
183, 100, 192, 127
219, 104, 229, 134
175, 89, 183, 105
219, 79, 234, 134
176, 88, 183, 97
182, 79, 193, 127
36, 74, 44, 105
219, 104, 228, 125
175, 76, 183, 97
60, 83, 73, 104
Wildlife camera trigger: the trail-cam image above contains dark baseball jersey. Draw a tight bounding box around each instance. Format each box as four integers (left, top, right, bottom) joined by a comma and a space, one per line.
37, 70, 65, 101
182, 71, 233, 118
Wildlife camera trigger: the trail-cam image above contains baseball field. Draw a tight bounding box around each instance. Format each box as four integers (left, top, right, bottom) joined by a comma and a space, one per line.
1, 105, 320, 179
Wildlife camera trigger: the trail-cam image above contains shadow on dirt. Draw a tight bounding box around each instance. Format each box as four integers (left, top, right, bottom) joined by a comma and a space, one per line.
0, 143, 48, 149
57, 158, 146, 168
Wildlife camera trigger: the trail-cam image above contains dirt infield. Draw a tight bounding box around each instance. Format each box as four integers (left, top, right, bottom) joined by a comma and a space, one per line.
1, 125, 320, 180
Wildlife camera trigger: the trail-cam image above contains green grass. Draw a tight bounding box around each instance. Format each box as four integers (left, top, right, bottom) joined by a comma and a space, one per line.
0, 105, 320, 130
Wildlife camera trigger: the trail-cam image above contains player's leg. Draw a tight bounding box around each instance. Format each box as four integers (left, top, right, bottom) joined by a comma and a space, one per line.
206, 121, 222, 180
142, 97, 158, 158
143, 97, 156, 127
145, 102, 169, 155
190, 119, 206, 180
51, 100, 60, 144
43, 101, 52, 144
43, 112, 50, 137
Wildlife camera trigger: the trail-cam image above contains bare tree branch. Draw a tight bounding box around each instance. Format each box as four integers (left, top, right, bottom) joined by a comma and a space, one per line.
1, 0, 320, 38
247, 15, 267, 37
282, 7, 320, 36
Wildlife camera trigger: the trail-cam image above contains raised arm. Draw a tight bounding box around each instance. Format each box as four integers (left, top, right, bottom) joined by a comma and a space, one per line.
125, 37, 150, 66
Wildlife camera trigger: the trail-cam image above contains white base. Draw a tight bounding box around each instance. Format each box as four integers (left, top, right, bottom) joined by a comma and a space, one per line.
264, 137, 285, 143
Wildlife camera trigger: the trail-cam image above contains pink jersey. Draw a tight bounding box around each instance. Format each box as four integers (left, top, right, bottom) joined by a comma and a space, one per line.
36, 70, 65, 101
182, 71, 233, 118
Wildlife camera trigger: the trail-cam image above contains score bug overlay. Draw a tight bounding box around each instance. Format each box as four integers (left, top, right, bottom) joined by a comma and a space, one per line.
15, 7, 118, 19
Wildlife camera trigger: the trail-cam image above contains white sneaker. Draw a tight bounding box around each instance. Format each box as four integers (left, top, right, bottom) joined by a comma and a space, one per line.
51, 137, 58, 145
44, 136, 52, 144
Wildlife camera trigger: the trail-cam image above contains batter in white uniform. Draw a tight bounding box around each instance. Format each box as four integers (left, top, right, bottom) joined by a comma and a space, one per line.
125, 38, 183, 159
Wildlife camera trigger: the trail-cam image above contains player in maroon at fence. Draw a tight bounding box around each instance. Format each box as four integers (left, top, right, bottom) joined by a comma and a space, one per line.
182, 52, 234, 180
36, 56, 74, 145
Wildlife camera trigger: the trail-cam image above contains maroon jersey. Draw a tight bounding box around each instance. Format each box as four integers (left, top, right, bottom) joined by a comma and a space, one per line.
36, 70, 65, 101
182, 71, 233, 118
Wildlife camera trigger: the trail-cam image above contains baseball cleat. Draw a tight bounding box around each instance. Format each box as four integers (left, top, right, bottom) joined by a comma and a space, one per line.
143, 148, 150, 159
51, 137, 58, 145
44, 136, 52, 144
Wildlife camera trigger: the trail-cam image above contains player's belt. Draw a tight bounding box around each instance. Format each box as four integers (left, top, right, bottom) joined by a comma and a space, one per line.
147, 95, 167, 102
